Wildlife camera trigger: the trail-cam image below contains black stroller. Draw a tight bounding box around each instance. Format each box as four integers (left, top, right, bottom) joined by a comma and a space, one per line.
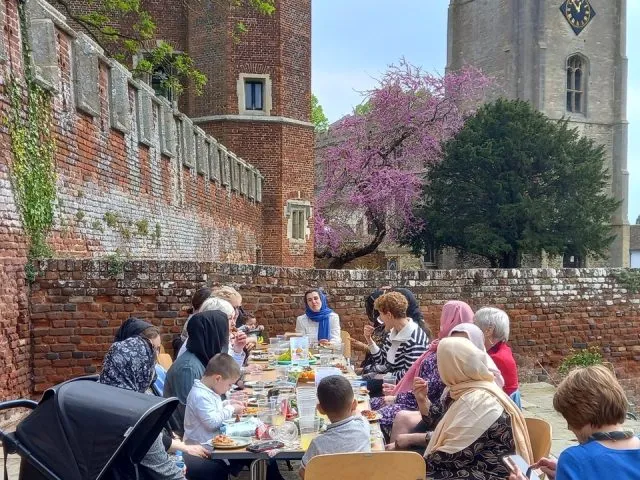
0, 378, 179, 480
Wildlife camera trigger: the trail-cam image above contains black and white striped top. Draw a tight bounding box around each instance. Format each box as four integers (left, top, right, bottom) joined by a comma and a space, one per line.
369, 321, 429, 382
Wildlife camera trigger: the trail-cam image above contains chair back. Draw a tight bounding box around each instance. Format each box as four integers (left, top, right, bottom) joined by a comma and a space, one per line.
340, 331, 352, 358
305, 452, 426, 480
157, 353, 173, 370
525, 417, 552, 462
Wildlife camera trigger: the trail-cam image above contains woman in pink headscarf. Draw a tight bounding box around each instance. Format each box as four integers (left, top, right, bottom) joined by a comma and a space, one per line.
369, 300, 474, 434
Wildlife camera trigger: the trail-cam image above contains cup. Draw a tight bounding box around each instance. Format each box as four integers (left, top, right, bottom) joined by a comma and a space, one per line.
299, 417, 322, 450
382, 374, 397, 386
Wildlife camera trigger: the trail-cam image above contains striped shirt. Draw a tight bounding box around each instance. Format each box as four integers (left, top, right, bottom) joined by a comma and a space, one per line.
369, 321, 429, 382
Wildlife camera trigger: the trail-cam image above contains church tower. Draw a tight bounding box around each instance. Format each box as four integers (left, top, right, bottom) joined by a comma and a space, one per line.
447, 0, 630, 267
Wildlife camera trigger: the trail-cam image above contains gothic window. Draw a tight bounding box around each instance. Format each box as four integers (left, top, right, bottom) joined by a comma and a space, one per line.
566, 55, 587, 114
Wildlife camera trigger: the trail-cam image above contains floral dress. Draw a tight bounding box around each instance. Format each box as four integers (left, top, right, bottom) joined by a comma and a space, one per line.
426, 412, 515, 480
370, 350, 446, 431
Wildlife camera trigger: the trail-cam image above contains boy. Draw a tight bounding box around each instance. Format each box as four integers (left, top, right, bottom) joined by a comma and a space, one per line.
299, 375, 371, 479
183, 353, 245, 445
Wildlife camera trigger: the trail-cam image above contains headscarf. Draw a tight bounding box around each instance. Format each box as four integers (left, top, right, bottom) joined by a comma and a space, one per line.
113, 317, 153, 342
186, 310, 230, 367
449, 323, 505, 389
394, 300, 474, 394
100, 336, 156, 393
425, 337, 533, 463
304, 289, 334, 341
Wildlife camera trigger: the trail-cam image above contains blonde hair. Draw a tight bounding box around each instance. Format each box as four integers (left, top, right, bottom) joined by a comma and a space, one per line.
373, 291, 408, 319
553, 365, 628, 429
212, 286, 242, 306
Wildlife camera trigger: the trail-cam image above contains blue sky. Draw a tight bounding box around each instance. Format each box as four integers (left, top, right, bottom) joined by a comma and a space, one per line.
312, 1, 640, 225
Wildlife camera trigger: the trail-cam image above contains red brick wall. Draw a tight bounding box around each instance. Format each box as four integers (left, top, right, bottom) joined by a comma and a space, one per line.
28, 261, 640, 407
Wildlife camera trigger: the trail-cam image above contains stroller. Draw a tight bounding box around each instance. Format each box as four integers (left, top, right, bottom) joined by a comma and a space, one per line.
0, 378, 179, 480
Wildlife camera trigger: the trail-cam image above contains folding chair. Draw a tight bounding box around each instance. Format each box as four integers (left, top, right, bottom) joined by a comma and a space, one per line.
525, 417, 553, 462
305, 452, 426, 480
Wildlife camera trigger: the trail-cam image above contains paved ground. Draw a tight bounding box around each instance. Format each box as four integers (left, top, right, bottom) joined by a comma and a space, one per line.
2, 383, 639, 478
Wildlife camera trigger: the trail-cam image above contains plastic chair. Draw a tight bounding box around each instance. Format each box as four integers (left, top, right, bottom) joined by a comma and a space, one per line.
525, 417, 552, 462
340, 330, 352, 358
305, 452, 426, 480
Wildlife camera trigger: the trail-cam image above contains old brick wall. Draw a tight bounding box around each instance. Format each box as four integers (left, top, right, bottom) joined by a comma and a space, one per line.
28, 261, 640, 406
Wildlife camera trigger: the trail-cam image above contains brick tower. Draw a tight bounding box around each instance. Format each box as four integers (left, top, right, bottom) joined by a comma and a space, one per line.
139, 0, 315, 268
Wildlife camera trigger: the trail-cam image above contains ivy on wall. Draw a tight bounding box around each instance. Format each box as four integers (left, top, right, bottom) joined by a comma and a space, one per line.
7, 2, 58, 280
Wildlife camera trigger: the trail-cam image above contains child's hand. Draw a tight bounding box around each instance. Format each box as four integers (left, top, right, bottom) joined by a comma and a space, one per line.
258, 325, 265, 331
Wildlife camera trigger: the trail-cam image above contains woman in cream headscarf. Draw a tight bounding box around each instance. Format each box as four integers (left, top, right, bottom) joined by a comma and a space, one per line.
425, 337, 532, 480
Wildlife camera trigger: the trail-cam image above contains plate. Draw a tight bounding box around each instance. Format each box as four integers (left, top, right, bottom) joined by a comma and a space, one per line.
361, 411, 382, 423
209, 436, 252, 450
277, 358, 317, 365
244, 381, 275, 388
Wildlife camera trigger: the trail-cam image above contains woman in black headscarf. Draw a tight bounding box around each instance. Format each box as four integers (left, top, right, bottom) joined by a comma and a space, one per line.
114, 317, 155, 342
100, 336, 185, 480
163, 311, 230, 433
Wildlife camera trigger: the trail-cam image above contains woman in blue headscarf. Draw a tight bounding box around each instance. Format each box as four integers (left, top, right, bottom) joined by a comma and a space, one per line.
295, 288, 341, 342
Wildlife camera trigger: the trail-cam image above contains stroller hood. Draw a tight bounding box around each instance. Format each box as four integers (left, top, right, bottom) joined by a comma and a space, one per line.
15, 379, 178, 480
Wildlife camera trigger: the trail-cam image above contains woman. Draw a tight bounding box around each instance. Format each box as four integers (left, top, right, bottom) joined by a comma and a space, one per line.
370, 300, 474, 433
295, 289, 341, 343
426, 337, 533, 480
389, 323, 505, 447
510, 365, 640, 480
474, 307, 521, 406
100, 336, 185, 480
164, 310, 230, 434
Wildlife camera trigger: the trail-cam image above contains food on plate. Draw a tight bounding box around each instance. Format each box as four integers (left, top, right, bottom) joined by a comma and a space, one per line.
244, 407, 259, 415
212, 434, 236, 446
298, 369, 315, 382
332, 362, 348, 373
361, 410, 379, 421
277, 349, 316, 362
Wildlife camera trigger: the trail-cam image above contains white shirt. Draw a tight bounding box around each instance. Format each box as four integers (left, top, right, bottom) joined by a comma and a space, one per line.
184, 379, 235, 445
369, 320, 418, 364
295, 312, 341, 343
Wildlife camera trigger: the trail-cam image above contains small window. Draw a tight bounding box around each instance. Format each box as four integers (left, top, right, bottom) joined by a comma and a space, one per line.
566, 55, 586, 114
244, 80, 264, 111
291, 210, 305, 240
285, 200, 311, 242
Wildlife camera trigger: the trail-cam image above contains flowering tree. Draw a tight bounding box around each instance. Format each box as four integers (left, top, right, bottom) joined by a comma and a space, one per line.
314, 60, 489, 269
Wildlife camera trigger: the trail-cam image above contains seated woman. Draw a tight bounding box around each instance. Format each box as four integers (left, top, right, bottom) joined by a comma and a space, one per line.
389, 323, 505, 448
295, 289, 341, 343
164, 310, 230, 434
510, 365, 640, 480
370, 300, 473, 434
100, 335, 186, 480
474, 307, 521, 406
425, 337, 533, 480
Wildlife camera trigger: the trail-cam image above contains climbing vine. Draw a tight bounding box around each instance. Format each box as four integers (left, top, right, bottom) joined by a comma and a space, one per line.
7, 3, 58, 276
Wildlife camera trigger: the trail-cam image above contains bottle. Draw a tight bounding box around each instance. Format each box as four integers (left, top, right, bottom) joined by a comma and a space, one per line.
174, 450, 185, 471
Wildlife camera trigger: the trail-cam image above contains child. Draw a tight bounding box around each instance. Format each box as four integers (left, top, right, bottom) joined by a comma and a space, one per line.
183, 353, 245, 445
299, 375, 371, 479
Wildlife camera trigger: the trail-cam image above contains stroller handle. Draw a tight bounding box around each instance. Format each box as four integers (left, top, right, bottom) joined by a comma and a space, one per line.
0, 399, 38, 412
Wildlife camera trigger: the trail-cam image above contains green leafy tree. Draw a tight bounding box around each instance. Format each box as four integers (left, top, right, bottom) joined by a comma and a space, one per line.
54, 0, 275, 97
407, 99, 620, 268
311, 94, 329, 132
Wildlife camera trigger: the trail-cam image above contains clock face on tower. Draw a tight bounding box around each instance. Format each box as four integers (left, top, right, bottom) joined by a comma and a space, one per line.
560, 0, 596, 35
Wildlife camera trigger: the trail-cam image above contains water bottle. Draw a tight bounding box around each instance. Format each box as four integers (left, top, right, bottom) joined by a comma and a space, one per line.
174, 450, 185, 471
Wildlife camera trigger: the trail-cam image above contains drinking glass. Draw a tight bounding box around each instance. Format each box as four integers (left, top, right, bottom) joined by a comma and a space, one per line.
299, 417, 322, 450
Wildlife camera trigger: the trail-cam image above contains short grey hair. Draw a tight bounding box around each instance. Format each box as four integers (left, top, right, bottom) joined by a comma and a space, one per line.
474, 307, 510, 342
199, 297, 234, 318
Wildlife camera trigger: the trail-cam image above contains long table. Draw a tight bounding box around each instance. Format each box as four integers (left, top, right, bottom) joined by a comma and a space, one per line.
206, 356, 384, 479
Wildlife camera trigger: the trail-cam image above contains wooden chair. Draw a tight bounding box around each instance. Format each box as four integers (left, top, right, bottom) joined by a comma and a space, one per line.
340, 330, 352, 358
157, 352, 173, 370
305, 452, 426, 480
525, 417, 552, 462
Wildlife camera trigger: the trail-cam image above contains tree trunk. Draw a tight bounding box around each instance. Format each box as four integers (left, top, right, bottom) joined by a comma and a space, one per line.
316, 216, 387, 269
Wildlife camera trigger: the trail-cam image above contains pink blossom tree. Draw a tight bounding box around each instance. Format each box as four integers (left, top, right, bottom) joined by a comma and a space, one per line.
314, 59, 490, 269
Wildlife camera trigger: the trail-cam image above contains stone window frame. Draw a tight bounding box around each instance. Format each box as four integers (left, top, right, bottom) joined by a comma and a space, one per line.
133, 43, 183, 107
566, 53, 588, 115
236, 73, 273, 116
285, 200, 312, 243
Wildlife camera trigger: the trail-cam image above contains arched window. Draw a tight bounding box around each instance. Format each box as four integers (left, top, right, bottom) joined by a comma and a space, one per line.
566, 55, 587, 114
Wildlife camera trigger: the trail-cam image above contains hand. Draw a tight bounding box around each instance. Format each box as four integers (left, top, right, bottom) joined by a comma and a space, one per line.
507, 468, 528, 480
233, 331, 248, 353
258, 325, 265, 331
383, 395, 396, 406
413, 378, 429, 403
364, 325, 375, 343
382, 383, 396, 395
385, 442, 396, 451
244, 342, 256, 355
533, 458, 557, 479
182, 444, 209, 458
233, 403, 246, 415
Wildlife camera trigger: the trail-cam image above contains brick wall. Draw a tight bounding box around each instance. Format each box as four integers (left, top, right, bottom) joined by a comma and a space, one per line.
27, 261, 640, 406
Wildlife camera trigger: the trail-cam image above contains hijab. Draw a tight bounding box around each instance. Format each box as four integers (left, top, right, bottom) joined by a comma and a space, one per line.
425, 337, 533, 463
100, 336, 156, 393
394, 300, 474, 394
185, 310, 230, 367
304, 289, 334, 341
449, 323, 505, 389
113, 317, 153, 342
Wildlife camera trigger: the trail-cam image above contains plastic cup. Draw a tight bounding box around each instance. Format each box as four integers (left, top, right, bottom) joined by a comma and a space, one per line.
299, 417, 322, 450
